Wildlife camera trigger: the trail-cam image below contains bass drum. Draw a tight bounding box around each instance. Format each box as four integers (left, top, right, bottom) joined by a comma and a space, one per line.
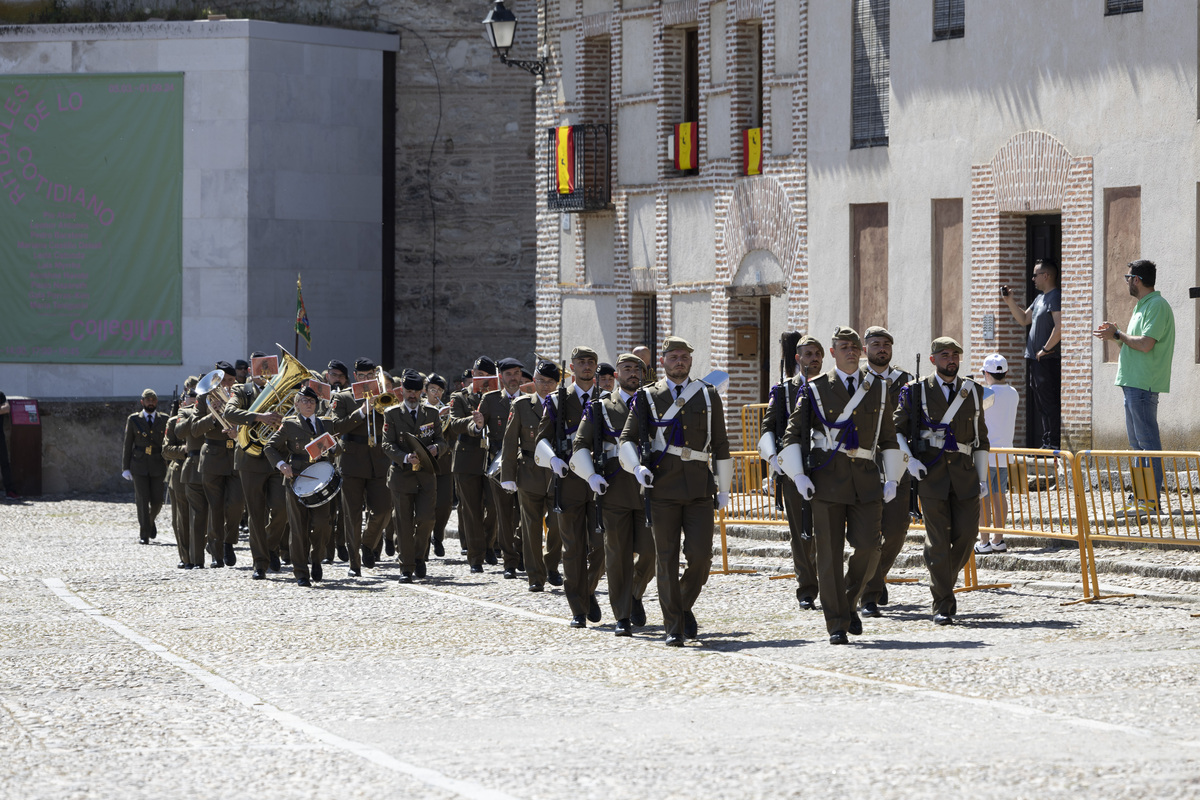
292, 461, 342, 508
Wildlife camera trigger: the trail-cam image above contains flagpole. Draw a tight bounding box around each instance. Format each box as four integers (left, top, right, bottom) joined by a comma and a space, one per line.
295, 273, 300, 354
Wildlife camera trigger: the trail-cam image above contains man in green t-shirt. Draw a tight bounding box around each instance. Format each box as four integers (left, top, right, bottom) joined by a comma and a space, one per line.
1093, 259, 1175, 498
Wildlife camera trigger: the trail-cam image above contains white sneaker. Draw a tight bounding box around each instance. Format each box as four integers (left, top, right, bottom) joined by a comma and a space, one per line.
974, 541, 993, 554
990, 541, 1007, 552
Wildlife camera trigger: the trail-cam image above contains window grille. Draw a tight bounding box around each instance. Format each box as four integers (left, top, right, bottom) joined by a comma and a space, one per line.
1105, 0, 1142, 14
852, 0, 890, 149
933, 0, 964, 40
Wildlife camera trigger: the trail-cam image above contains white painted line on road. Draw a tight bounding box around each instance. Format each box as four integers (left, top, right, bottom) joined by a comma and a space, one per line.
42, 577, 525, 800
398, 583, 1200, 750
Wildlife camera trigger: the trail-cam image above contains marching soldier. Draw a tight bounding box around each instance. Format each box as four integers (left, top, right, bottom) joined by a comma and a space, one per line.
447, 357, 497, 572
328, 358, 393, 576
191, 362, 245, 568
265, 385, 338, 587
474, 357, 526, 578
500, 360, 564, 592
424, 373, 454, 557
778, 327, 905, 645
163, 387, 194, 567
175, 386, 210, 569
121, 388, 168, 545
893, 337, 991, 625
221, 358, 287, 580
535, 346, 607, 627
381, 370, 448, 582
860, 326, 916, 616
571, 353, 656, 636
758, 332, 824, 611
619, 336, 732, 647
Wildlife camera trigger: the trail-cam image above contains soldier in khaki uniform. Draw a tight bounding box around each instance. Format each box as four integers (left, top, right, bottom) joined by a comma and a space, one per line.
779, 327, 904, 645
893, 337, 991, 624
175, 387, 210, 569
382, 370, 448, 582
163, 392, 192, 567
121, 388, 169, 544
192, 362, 246, 567
619, 336, 733, 647
535, 346, 607, 627
328, 358, 393, 576
474, 357, 525, 578
447, 357, 497, 572
758, 333, 824, 610
423, 373, 454, 557
572, 353, 656, 636
500, 361, 564, 591
859, 327, 916, 616
265, 385, 338, 587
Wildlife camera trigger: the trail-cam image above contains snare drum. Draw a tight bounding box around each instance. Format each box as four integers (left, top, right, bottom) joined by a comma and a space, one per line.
292, 461, 342, 508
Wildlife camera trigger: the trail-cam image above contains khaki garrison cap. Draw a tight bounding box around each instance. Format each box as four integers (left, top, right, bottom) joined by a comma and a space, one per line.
931, 336, 964, 354
141, 388, 157, 399
863, 326, 894, 343
569, 345, 599, 361
616, 353, 643, 366
660, 336, 694, 354
831, 326, 862, 348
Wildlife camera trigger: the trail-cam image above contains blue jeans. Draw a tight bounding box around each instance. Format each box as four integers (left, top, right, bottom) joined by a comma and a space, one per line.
1122, 386, 1163, 494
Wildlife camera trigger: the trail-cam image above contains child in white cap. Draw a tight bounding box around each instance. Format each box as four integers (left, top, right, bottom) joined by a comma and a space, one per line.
977, 353, 1019, 553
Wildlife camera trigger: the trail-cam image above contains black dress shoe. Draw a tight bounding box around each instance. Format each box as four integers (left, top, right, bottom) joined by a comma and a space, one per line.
297, 578, 312, 587
503, 569, 517, 579
547, 570, 563, 586
460, 547, 468, 556
210, 559, 223, 568
311, 561, 323, 582
433, 539, 445, 557
149, 523, 157, 539
829, 630, 849, 645
140, 537, 149, 545
934, 612, 953, 626
665, 634, 684, 647
484, 549, 498, 566
683, 611, 698, 639
251, 569, 266, 580
269, 551, 281, 572
280, 552, 291, 565
183, 563, 195, 570
862, 601, 882, 618
614, 619, 633, 637
588, 594, 602, 623
415, 560, 427, 578
177, 561, 187, 569
223, 544, 236, 567
385, 538, 396, 557
797, 596, 817, 611
848, 615, 863, 636
878, 586, 890, 606
528, 583, 543, 593
336, 543, 349, 562
362, 548, 376, 568
569, 615, 587, 628
348, 566, 361, 577
398, 572, 413, 584
469, 564, 484, 574
631, 597, 647, 627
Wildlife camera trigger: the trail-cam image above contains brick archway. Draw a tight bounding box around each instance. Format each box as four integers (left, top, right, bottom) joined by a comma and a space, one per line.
971, 131, 1094, 449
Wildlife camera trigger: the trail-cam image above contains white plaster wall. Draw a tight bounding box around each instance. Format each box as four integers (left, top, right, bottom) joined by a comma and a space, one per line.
774, 0, 801, 77
617, 101, 658, 185
627, 193, 656, 272
581, 0, 612, 16
559, 218, 578, 283
621, 17, 654, 96
770, 85, 792, 155
584, 213, 615, 285
561, 294, 618, 363
671, 293, 712, 379
707, 92, 731, 160
668, 191, 716, 283
709, 2, 728, 86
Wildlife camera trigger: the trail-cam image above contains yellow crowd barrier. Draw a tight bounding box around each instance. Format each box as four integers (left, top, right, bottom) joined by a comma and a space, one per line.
1075, 450, 1200, 545
739, 403, 768, 453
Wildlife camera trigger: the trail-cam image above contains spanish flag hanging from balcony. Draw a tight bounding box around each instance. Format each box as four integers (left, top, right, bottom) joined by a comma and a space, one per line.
555, 126, 575, 194
742, 127, 763, 176
674, 122, 697, 170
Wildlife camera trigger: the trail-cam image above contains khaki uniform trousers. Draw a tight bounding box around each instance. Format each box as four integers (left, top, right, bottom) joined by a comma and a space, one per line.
517, 486, 562, 587
602, 505, 655, 621
921, 491, 979, 617
810, 498, 883, 635
340, 474, 390, 571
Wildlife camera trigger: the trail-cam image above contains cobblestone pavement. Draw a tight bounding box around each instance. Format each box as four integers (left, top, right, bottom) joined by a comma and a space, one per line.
2, 495, 1199, 799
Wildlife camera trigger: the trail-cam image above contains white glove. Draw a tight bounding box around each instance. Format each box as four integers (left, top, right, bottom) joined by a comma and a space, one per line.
549, 457, 568, 478
882, 480, 897, 504
634, 465, 654, 488
907, 459, 928, 480
587, 473, 608, 495
793, 474, 815, 501
121, 470, 133, 481
500, 480, 517, 493
979, 481, 989, 497
716, 491, 730, 510
768, 454, 780, 475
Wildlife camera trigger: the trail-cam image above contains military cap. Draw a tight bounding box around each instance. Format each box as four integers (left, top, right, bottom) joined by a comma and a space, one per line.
214, 360, 237, 376
327, 360, 349, 376
141, 388, 157, 399
830, 327, 862, 348
425, 373, 447, 390
402, 369, 424, 391
863, 326, 893, 343
597, 362, 616, 376
521, 368, 533, 381
354, 357, 376, 373
473, 356, 497, 374
569, 345, 599, 361
797, 334, 824, 353
296, 385, 319, 401
536, 361, 561, 381
496, 357, 525, 373
234, 359, 250, 370
931, 336, 964, 354
660, 336, 693, 354
250, 351, 267, 360
616, 353, 643, 367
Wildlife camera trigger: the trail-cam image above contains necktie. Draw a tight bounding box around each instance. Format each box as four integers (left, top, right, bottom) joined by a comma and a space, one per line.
306, 416, 316, 435
944, 382, 955, 401
846, 377, 855, 394
675, 384, 683, 400
410, 407, 418, 425
147, 414, 154, 426
626, 395, 635, 411
581, 391, 589, 405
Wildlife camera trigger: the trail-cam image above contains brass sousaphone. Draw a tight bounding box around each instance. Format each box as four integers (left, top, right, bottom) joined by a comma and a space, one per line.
237, 345, 320, 457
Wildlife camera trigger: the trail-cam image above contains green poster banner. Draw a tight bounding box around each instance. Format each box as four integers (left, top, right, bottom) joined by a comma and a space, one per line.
0, 73, 183, 364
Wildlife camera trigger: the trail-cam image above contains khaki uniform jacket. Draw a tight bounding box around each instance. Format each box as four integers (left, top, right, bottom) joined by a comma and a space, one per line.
535, 386, 595, 506
163, 413, 188, 464
122, 411, 168, 477
893, 376, 990, 501
501, 393, 551, 492
574, 392, 641, 511
872, 366, 914, 488
446, 388, 488, 475
380, 403, 447, 491
428, 402, 453, 473
263, 413, 339, 476
174, 408, 208, 485
220, 381, 276, 475
190, 396, 238, 477
760, 374, 808, 447
619, 379, 732, 503
478, 389, 520, 461
328, 390, 390, 480
781, 368, 898, 505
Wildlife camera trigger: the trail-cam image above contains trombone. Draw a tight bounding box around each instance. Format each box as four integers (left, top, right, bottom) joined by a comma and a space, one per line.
364, 366, 398, 447
196, 369, 236, 435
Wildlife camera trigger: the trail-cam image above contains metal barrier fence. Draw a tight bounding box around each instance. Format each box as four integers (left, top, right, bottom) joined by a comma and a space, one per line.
1075, 450, 1200, 545
739, 403, 768, 454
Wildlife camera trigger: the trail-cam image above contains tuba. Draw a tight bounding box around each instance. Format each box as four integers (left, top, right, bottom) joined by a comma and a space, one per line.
237, 347, 317, 457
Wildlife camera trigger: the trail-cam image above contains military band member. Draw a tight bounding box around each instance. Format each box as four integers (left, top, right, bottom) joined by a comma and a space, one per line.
860, 327, 916, 616
175, 387, 210, 569
596, 362, 616, 394
619, 336, 733, 647
234, 358, 250, 385
535, 346, 607, 627
474, 357, 525, 578
328, 358, 392, 576
779, 327, 905, 645
572, 353, 656, 636
447, 357, 497, 572
191, 362, 246, 567
265, 385, 338, 587
221, 359, 287, 580
163, 391, 192, 566
893, 337, 991, 625
500, 360, 564, 592
121, 388, 168, 545
424, 373, 454, 557
326, 360, 350, 392
382, 370, 448, 582
759, 332, 824, 611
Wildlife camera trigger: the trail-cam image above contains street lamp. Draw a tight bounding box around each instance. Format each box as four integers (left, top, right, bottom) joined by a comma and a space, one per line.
482, 0, 546, 78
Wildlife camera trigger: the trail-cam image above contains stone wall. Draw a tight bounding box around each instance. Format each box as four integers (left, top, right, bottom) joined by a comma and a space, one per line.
16, 399, 142, 495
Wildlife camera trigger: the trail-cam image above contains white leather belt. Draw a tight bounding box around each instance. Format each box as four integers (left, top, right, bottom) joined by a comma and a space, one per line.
921, 431, 973, 456
665, 444, 709, 462
602, 442, 619, 458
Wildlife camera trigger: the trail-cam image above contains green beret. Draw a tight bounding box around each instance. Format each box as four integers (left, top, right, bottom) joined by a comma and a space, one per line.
863, 326, 893, 343
661, 336, 694, 354
831, 326, 862, 348
569, 345, 599, 361
616, 353, 643, 366
931, 336, 964, 354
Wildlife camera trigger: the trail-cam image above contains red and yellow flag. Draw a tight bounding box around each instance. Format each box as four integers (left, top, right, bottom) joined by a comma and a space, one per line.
674, 122, 697, 171
555, 126, 575, 194
742, 127, 763, 176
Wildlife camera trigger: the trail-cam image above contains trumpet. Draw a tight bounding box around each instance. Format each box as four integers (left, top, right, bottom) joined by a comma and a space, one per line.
364, 366, 397, 447
196, 369, 235, 434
